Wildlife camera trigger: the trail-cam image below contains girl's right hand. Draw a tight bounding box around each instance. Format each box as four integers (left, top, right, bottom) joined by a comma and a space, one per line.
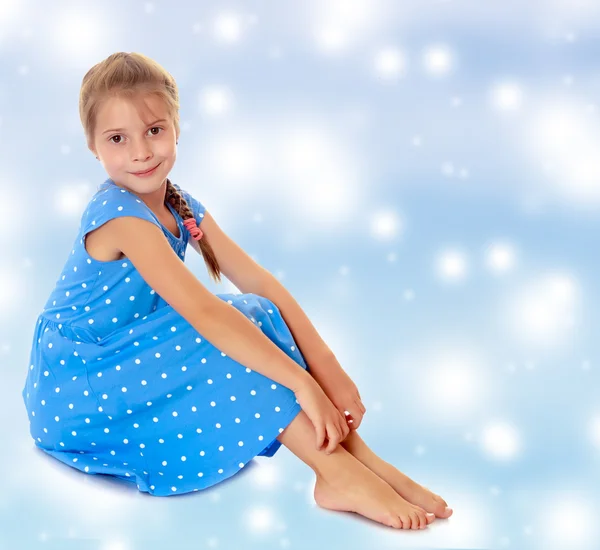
294, 375, 350, 454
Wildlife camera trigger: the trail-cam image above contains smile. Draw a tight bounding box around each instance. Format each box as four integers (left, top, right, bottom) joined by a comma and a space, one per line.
131, 163, 161, 177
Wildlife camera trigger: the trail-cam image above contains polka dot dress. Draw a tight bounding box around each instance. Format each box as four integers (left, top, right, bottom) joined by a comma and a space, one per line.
21, 178, 308, 496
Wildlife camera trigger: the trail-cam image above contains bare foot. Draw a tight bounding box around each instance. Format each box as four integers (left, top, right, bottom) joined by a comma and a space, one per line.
377, 462, 453, 519
313, 460, 435, 530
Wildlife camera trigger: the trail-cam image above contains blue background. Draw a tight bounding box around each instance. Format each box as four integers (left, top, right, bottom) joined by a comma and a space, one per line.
1, 0, 599, 549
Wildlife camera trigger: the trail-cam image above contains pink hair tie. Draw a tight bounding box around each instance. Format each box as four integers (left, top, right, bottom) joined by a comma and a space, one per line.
183, 218, 204, 241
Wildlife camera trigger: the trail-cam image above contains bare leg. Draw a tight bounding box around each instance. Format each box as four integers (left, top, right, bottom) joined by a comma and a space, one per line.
276, 409, 435, 530
340, 429, 453, 519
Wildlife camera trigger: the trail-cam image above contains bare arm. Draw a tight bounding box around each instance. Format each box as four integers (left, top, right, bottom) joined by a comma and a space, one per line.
189, 211, 335, 370
104, 216, 312, 392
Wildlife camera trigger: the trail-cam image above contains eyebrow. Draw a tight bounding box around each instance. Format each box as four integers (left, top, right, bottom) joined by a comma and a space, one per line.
102, 119, 168, 135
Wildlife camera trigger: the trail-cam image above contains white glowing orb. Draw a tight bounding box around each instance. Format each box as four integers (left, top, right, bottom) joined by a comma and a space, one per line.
199, 86, 234, 116
589, 415, 600, 449
490, 82, 524, 111
485, 242, 517, 274
278, 124, 360, 221
481, 422, 520, 460
423, 353, 485, 417
250, 462, 279, 488
212, 136, 261, 184
506, 273, 579, 348
51, 9, 107, 63
0, 268, 23, 313
0, 0, 22, 26
441, 161, 455, 176
315, 27, 348, 53
370, 210, 402, 240
0, 191, 19, 236
423, 44, 454, 76
541, 496, 597, 549
436, 249, 468, 281
311, 0, 388, 53
524, 98, 600, 205
245, 506, 274, 533
374, 47, 407, 79
55, 182, 93, 216
214, 12, 242, 43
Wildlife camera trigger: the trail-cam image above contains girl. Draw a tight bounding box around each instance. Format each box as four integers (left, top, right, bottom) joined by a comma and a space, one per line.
22, 52, 452, 530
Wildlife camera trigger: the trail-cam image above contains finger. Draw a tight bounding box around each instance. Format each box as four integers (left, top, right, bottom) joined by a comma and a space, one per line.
348, 414, 360, 430
353, 406, 364, 427
342, 419, 350, 440
356, 399, 366, 415
325, 424, 340, 454
315, 422, 326, 450
337, 415, 348, 441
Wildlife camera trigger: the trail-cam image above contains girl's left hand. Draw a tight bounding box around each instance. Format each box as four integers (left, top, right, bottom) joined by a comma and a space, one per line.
309, 357, 366, 434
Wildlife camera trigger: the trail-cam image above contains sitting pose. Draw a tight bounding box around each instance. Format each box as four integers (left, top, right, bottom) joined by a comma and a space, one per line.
22, 51, 452, 530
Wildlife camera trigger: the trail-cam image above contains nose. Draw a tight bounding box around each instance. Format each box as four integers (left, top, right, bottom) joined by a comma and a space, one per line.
131, 140, 153, 163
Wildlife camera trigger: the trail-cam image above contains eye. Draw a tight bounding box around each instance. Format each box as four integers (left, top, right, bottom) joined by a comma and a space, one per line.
109, 127, 163, 144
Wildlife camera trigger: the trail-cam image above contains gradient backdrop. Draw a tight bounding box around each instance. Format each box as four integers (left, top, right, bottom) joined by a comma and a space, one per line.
1, 1, 599, 549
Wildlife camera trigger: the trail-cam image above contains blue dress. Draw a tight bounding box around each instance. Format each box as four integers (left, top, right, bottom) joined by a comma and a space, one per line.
21, 177, 308, 496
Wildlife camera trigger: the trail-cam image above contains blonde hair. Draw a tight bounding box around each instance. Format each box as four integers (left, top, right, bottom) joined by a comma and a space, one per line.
79, 51, 221, 283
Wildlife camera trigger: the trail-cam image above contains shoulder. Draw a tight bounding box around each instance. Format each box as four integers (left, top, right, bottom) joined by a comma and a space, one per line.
80, 180, 160, 236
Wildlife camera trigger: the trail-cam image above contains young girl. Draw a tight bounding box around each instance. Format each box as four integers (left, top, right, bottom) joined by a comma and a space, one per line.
22, 52, 452, 530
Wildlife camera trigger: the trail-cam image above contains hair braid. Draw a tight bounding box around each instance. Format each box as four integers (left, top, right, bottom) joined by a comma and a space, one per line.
165, 178, 222, 283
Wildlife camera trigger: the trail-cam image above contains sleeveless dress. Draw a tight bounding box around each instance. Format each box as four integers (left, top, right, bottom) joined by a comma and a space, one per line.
21, 177, 309, 497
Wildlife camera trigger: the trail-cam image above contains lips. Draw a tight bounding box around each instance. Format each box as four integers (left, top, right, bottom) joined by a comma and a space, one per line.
132, 163, 160, 175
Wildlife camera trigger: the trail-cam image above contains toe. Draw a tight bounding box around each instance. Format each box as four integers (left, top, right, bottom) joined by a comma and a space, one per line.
414, 505, 436, 524
431, 496, 452, 518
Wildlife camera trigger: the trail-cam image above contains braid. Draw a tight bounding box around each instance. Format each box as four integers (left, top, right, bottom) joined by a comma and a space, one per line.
165, 178, 222, 283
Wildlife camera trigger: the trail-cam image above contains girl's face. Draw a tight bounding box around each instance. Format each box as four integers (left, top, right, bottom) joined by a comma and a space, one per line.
91, 94, 178, 195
